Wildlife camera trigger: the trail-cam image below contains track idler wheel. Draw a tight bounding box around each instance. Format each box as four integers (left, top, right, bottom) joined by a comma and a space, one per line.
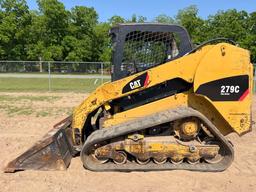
204, 140, 224, 164
204, 154, 223, 164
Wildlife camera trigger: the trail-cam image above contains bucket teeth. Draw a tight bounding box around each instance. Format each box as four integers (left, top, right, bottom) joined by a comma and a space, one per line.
4, 116, 75, 173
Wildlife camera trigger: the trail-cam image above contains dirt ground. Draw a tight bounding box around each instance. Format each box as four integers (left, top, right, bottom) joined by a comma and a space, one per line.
0, 92, 255, 192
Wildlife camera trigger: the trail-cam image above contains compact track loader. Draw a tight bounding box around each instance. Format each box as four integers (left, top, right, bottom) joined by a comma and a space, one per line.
5, 23, 253, 173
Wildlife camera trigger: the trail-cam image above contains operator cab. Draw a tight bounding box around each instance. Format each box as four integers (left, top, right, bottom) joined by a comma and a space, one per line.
110, 23, 193, 81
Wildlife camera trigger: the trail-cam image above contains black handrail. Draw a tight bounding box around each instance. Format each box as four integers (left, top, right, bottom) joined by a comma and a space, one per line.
188, 38, 237, 54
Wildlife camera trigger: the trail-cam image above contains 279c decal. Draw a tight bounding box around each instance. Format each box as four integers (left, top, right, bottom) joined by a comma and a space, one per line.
220, 85, 240, 96
196, 75, 249, 101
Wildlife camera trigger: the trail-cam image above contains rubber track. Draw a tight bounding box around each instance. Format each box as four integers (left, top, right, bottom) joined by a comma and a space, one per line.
80, 107, 234, 172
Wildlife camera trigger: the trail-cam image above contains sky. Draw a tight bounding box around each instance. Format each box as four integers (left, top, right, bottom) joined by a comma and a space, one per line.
26, 0, 256, 22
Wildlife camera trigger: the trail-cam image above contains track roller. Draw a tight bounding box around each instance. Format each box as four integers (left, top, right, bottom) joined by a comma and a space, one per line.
113, 151, 127, 165
136, 158, 151, 165
153, 157, 168, 165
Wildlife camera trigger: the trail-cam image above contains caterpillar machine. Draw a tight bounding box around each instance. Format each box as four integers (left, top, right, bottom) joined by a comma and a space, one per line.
5, 23, 254, 173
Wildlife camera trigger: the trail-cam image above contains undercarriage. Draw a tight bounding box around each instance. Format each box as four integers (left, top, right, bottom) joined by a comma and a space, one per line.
81, 107, 234, 172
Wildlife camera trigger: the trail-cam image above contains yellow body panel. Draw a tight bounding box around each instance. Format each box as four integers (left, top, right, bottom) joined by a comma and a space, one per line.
72, 45, 210, 129
194, 43, 253, 134
102, 92, 233, 136
72, 43, 253, 143
102, 93, 188, 128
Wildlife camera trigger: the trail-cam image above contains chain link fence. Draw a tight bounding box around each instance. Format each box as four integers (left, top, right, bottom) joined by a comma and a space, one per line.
0, 61, 255, 93
0, 61, 111, 92
0, 61, 111, 74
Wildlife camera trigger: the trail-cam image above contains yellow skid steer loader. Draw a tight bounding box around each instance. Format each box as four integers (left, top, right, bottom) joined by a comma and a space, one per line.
5, 23, 253, 172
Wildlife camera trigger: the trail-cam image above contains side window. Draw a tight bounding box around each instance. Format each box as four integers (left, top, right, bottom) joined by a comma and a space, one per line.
121, 31, 180, 75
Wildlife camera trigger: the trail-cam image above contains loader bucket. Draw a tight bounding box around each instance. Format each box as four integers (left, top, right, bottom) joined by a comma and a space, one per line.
4, 116, 75, 173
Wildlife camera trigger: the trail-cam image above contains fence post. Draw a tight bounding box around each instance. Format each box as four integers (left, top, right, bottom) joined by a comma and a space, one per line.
101, 62, 104, 85
48, 62, 51, 91
39, 57, 42, 73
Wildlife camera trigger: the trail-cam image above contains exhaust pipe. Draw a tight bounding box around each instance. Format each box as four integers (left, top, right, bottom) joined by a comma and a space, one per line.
4, 116, 76, 173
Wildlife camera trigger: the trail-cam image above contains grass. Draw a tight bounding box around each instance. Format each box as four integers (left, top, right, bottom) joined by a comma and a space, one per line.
0, 104, 34, 116
0, 77, 105, 116
0, 94, 72, 117
0, 105, 71, 117
0, 95, 60, 102
0, 77, 255, 93
0, 78, 109, 92
2, 72, 111, 76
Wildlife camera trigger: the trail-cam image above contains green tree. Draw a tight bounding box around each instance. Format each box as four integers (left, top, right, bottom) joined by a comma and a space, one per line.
26, 0, 69, 61
0, 1, 254, 64
62, 35, 92, 61
69, 6, 98, 37
127, 14, 147, 23
37, 0, 68, 44
33, 0, 68, 60
206, 9, 248, 41
0, 0, 31, 60
246, 12, 256, 62
154, 14, 175, 24
108, 15, 125, 26
63, 6, 98, 61
93, 22, 111, 62
205, 9, 255, 61
26, 11, 46, 60
175, 5, 205, 43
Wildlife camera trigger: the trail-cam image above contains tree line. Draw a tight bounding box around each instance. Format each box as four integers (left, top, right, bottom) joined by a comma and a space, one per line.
0, 0, 255, 63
